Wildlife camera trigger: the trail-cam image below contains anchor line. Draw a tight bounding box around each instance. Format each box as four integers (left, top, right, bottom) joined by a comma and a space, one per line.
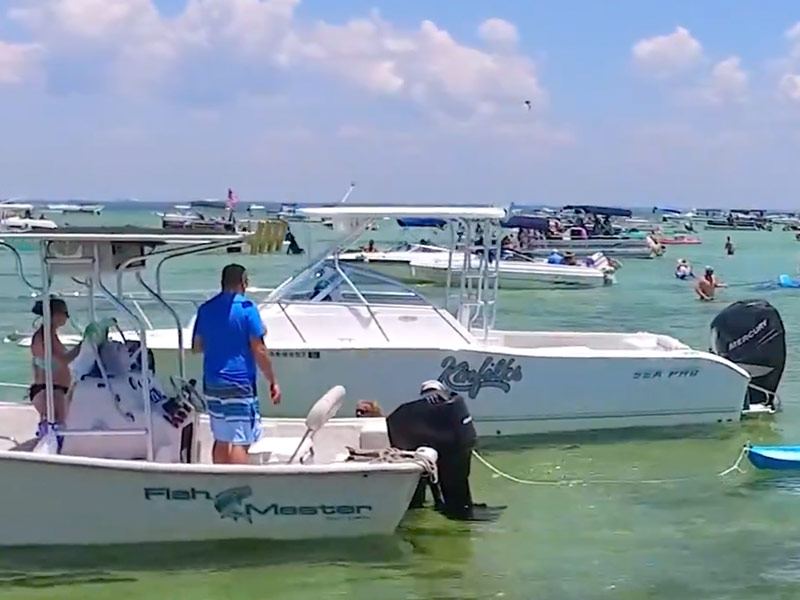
718, 445, 749, 477
472, 450, 717, 486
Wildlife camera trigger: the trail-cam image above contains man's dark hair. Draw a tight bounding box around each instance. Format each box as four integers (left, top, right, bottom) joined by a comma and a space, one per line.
221, 264, 247, 290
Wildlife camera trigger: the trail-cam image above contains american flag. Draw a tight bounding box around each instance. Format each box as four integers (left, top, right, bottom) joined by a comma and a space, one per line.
226, 188, 238, 210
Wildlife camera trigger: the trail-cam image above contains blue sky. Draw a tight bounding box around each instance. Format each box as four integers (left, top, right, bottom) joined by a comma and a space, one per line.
1, 1, 800, 207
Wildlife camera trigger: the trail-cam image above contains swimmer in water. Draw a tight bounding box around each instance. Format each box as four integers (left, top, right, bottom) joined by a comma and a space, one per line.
725, 236, 735, 256
694, 266, 726, 301
675, 258, 694, 280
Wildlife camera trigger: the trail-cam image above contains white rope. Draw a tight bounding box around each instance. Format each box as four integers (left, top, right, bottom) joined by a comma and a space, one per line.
370, 448, 439, 483
718, 445, 749, 477
472, 450, 705, 486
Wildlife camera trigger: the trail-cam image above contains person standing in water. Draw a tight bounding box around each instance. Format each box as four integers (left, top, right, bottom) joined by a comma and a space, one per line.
192, 264, 281, 464
694, 266, 726, 301
725, 236, 735, 256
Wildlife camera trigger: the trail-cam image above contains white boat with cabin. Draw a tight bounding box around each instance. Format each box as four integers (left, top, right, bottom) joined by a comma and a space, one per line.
139, 206, 753, 437
340, 242, 615, 289
0, 228, 435, 547
408, 250, 616, 289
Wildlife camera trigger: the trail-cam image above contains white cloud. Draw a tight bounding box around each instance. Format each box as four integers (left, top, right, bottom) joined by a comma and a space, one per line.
478, 18, 519, 48
692, 56, 748, 105
778, 73, 800, 103
631, 26, 703, 78
9, 0, 164, 41
278, 13, 544, 114
786, 21, 800, 57
5, 0, 544, 117
0, 41, 43, 86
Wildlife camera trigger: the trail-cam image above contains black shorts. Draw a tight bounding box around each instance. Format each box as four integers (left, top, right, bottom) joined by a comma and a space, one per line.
29, 383, 69, 400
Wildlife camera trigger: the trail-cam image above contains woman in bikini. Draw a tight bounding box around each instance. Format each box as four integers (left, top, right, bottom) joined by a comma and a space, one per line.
29, 298, 81, 428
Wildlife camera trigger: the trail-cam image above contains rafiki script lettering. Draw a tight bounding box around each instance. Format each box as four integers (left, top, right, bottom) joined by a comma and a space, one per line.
438, 355, 523, 399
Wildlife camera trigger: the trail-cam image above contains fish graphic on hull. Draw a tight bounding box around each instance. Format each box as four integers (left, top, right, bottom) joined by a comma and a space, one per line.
213, 486, 254, 523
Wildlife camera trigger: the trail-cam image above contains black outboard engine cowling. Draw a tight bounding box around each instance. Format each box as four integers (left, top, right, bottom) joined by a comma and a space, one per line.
386, 389, 477, 520
710, 299, 786, 410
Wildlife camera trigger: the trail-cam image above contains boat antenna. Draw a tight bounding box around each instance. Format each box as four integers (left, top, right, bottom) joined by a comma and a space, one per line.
338, 181, 356, 204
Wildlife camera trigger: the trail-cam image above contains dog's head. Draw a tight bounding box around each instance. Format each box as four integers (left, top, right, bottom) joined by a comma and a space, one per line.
355, 400, 383, 417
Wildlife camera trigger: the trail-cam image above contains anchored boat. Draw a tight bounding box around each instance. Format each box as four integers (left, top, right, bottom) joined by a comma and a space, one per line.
340, 242, 616, 289
143, 206, 758, 437
0, 228, 435, 546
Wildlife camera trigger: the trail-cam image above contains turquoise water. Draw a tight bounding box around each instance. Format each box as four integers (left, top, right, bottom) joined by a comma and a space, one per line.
3, 211, 800, 599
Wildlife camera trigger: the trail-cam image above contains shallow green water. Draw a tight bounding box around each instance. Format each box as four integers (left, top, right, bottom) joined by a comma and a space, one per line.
2, 212, 800, 599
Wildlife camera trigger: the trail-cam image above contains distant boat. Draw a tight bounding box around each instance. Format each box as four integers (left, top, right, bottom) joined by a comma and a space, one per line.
45, 203, 104, 215
189, 199, 229, 210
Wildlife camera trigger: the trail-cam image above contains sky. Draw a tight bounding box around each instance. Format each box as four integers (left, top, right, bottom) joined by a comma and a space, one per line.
1, 1, 800, 207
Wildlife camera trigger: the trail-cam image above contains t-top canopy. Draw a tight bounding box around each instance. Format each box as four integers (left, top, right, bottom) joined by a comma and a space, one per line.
298, 205, 507, 220
0, 226, 244, 245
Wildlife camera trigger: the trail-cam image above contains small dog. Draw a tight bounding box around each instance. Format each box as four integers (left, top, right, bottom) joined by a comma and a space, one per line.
355, 400, 383, 417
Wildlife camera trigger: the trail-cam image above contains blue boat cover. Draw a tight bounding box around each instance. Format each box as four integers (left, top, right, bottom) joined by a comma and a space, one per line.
778, 274, 800, 288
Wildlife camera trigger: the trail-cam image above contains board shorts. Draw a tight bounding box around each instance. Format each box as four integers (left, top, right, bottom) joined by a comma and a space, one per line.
206, 396, 262, 446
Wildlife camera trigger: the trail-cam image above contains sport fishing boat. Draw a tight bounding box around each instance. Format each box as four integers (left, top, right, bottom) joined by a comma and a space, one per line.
141, 206, 763, 438
0, 228, 436, 546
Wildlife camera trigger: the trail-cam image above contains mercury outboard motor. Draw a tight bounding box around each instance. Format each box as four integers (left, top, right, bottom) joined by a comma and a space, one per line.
386, 382, 477, 520
710, 299, 786, 410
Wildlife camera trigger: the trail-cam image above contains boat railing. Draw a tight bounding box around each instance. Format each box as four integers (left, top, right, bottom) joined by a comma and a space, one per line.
265, 258, 475, 345
266, 210, 505, 343
0, 231, 244, 462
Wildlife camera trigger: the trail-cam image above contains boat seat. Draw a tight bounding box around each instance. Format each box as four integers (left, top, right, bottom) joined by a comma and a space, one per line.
622, 335, 659, 350
248, 385, 346, 465
247, 435, 314, 465
359, 418, 390, 449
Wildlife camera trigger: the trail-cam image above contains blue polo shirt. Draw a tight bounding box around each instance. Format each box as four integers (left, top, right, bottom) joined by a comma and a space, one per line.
193, 292, 265, 398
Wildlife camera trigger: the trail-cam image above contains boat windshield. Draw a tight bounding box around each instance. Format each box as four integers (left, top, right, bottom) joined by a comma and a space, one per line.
269, 259, 431, 306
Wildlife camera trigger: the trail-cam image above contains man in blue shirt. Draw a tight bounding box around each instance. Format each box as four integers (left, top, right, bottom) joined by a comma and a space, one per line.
192, 264, 281, 464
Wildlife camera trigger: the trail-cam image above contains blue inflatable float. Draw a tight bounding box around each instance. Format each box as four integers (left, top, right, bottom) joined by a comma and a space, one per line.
778, 274, 800, 288
747, 445, 800, 470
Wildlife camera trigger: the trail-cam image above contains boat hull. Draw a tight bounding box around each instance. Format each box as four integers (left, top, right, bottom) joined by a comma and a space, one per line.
159, 342, 749, 437
342, 257, 612, 289
0, 451, 422, 546
409, 263, 610, 289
